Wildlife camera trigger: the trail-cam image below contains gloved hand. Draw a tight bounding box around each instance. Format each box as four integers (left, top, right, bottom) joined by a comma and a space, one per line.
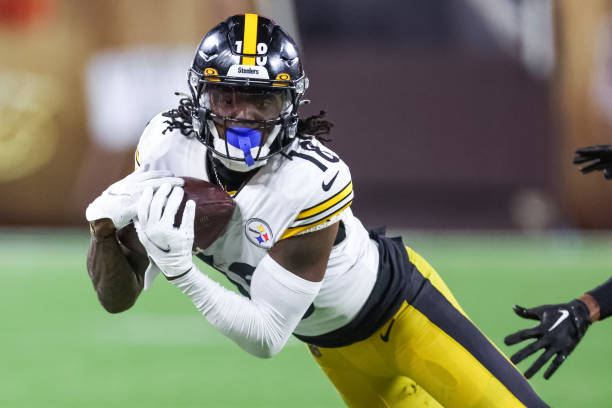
573, 145, 612, 179
135, 183, 196, 279
86, 169, 183, 229
504, 299, 591, 379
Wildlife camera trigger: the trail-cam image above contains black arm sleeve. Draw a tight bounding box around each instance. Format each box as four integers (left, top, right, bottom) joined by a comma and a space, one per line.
587, 277, 612, 320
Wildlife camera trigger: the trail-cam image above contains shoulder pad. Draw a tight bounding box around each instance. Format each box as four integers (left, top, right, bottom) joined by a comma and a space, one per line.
134, 113, 174, 168
280, 139, 353, 239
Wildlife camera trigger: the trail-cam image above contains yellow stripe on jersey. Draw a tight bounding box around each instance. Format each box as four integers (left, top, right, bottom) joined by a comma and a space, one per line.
242, 14, 258, 65
281, 199, 353, 239
134, 147, 141, 170
296, 181, 353, 221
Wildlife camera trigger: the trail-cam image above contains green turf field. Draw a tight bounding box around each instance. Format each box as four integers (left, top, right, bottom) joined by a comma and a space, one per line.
1, 229, 611, 407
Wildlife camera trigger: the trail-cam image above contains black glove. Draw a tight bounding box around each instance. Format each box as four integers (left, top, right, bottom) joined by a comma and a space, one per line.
573, 145, 612, 179
504, 299, 590, 379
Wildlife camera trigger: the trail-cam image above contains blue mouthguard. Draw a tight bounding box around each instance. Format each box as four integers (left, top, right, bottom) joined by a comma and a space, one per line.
226, 127, 262, 166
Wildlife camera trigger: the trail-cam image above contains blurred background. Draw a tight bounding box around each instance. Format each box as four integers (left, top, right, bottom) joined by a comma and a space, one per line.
1, 0, 612, 229
1, 0, 612, 407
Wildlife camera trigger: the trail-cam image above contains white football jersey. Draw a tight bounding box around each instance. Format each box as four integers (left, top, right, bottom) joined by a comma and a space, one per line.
135, 113, 379, 336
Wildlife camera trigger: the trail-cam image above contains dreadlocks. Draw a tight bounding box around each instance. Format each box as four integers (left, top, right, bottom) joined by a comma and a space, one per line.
161, 93, 334, 143
161, 93, 196, 137
297, 110, 333, 143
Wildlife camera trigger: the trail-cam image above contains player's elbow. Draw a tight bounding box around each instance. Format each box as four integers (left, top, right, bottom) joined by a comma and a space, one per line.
92, 279, 142, 314
100, 300, 133, 314
252, 350, 274, 359
97, 292, 138, 314
251, 346, 278, 359
101, 303, 132, 314
245, 341, 284, 359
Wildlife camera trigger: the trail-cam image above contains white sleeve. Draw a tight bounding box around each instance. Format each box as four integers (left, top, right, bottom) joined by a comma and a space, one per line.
134, 113, 173, 169
170, 254, 322, 358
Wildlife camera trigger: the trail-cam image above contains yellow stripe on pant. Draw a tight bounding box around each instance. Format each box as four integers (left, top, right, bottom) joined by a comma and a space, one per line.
307, 247, 544, 408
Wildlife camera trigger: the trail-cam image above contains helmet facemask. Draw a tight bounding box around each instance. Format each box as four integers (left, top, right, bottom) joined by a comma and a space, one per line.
194, 83, 298, 172
188, 14, 308, 171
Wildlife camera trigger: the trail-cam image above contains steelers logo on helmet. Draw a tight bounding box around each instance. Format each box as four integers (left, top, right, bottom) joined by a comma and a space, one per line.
245, 218, 274, 249
274, 73, 291, 87
204, 67, 220, 82
187, 13, 308, 172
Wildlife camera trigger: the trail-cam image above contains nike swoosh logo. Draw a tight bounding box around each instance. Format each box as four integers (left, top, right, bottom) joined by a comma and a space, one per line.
144, 231, 170, 253
322, 171, 339, 192
380, 318, 395, 342
549, 309, 570, 332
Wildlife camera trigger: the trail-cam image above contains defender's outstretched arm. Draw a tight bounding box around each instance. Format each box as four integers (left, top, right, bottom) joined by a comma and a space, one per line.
505, 278, 612, 379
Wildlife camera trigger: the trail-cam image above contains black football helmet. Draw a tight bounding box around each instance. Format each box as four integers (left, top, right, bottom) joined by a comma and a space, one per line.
188, 14, 308, 172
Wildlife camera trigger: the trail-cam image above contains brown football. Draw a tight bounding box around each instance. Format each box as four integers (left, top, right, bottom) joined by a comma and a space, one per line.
175, 176, 235, 250
117, 177, 235, 253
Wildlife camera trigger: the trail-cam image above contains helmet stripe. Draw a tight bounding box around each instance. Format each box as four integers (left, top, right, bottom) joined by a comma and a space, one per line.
242, 13, 258, 65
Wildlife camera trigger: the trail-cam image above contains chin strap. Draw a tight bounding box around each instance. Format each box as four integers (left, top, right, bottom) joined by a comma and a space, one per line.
225, 127, 262, 167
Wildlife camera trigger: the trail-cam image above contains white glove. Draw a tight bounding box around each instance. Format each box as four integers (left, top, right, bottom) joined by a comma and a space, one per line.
135, 184, 196, 279
85, 169, 183, 229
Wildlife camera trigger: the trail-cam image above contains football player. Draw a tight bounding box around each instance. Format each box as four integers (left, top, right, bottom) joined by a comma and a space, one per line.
505, 145, 612, 379
86, 14, 548, 407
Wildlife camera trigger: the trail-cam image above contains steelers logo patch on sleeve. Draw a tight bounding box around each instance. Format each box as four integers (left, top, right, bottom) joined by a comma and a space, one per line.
245, 218, 274, 249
